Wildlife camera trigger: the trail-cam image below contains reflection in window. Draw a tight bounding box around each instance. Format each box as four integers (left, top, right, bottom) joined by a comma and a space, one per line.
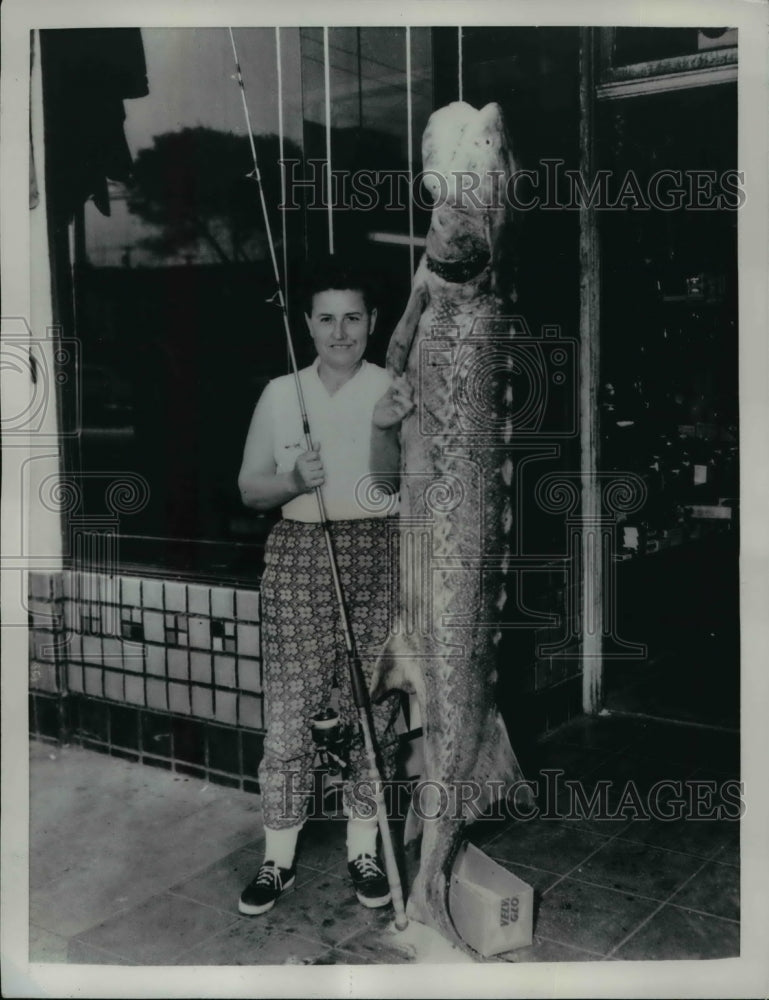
297, 27, 434, 366
300, 28, 432, 263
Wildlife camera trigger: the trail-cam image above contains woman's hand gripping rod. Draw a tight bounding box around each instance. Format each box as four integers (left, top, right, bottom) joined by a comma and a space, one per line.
228, 27, 408, 931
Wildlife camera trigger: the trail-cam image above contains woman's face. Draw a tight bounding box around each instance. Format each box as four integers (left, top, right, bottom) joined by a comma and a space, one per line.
305, 289, 376, 373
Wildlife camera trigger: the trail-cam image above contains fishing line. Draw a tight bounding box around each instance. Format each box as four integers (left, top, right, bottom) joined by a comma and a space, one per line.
457, 26, 464, 103
405, 26, 415, 280
227, 27, 408, 930
323, 27, 334, 254
274, 27, 290, 314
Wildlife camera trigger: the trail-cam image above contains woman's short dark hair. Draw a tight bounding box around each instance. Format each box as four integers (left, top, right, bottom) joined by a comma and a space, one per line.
301, 255, 377, 316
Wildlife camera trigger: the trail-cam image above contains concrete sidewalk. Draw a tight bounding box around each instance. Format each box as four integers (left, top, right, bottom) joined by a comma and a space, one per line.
28, 714, 740, 966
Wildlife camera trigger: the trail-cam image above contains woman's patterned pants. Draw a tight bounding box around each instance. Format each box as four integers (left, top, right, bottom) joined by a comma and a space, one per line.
257, 517, 401, 829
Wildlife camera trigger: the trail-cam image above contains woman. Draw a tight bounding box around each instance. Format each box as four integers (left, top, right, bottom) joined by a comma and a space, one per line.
236, 258, 414, 915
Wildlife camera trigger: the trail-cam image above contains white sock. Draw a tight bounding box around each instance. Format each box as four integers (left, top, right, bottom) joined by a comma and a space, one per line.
346, 816, 378, 861
263, 824, 301, 869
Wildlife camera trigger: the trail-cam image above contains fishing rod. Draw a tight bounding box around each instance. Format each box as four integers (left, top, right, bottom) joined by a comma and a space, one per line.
228, 27, 408, 932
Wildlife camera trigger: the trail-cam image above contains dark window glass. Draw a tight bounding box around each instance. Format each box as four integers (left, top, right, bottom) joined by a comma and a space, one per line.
611, 27, 736, 67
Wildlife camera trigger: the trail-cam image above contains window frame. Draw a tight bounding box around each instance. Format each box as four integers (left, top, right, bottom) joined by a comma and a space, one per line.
596, 27, 737, 101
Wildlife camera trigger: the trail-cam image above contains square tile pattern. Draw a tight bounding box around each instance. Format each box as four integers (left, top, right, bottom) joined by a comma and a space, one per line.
28, 569, 263, 735
28, 714, 740, 967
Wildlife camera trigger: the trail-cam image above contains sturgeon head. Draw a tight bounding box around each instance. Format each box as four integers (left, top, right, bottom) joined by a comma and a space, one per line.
370, 101, 530, 957
422, 101, 515, 295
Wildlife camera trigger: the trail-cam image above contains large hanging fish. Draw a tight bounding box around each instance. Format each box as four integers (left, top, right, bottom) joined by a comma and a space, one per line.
370, 100, 528, 955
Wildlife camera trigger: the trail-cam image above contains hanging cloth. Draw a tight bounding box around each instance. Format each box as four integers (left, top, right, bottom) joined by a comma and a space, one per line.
39, 27, 149, 222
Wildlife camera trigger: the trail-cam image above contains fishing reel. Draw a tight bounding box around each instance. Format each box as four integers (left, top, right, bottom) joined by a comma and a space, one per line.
310, 708, 353, 772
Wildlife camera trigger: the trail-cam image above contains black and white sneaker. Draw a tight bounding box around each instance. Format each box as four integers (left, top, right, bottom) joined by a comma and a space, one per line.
347, 853, 392, 908
238, 861, 296, 915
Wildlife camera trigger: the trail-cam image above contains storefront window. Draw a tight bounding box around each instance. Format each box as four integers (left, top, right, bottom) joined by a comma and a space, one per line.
66, 25, 581, 579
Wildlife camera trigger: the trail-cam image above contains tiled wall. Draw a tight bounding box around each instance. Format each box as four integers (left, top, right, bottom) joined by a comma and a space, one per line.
29, 569, 263, 728
28, 565, 585, 781
28, 569, 272, 788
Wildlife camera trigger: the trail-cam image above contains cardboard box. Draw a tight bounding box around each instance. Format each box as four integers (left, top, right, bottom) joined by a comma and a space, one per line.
448, 841, 534, 957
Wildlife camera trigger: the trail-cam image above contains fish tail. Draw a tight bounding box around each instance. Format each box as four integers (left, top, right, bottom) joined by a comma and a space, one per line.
407, 825, 480, 957
405, 865, 429, 924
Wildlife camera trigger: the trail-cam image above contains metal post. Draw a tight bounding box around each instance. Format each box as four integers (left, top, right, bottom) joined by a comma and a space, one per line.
578, 27, 604, 712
